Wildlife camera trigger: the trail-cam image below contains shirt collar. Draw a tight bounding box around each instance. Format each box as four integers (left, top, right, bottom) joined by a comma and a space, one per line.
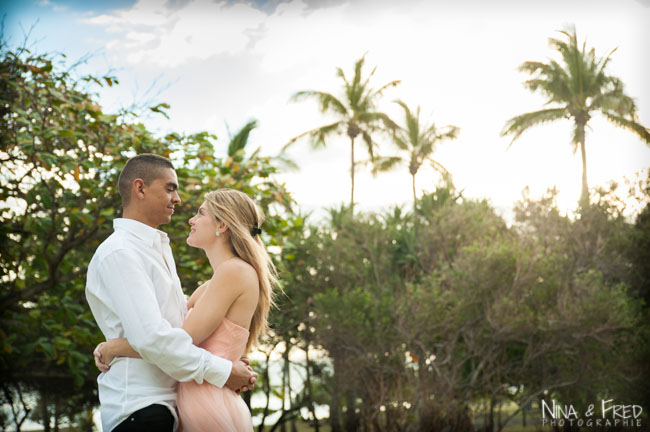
113, 218, 169, 248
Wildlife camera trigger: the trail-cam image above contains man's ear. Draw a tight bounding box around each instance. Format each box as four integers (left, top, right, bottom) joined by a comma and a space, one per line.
132, 179, 146, 200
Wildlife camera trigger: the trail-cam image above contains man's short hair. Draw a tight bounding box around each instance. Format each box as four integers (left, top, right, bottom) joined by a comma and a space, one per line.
118, 154, 175, 207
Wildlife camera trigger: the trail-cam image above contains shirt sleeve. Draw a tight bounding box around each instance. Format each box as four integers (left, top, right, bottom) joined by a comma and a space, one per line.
97, 247, 232, 387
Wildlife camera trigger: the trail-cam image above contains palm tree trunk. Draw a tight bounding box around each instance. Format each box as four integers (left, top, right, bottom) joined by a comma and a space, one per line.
412, 173, 416, 203
577, 120, 589, 209
350, 136, 355, 213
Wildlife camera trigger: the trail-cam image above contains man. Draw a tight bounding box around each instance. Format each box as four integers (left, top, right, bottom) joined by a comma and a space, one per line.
86, 154, 257, 431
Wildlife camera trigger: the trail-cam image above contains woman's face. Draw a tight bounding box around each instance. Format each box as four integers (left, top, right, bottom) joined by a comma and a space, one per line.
187, 202, 218, 248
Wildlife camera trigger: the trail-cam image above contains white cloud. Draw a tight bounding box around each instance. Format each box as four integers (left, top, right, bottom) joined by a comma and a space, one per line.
252, 1, 356, 73
38, 0, 68, 12
85, 0, 266, 67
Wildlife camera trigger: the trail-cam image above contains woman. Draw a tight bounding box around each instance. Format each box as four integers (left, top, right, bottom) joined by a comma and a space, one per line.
96, 188, 277, 431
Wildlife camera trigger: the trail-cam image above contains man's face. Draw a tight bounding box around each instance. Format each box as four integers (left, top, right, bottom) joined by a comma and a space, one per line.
143, 168, 181, 227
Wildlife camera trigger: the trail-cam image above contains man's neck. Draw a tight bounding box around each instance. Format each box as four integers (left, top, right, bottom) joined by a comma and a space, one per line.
122, 207, 159, 229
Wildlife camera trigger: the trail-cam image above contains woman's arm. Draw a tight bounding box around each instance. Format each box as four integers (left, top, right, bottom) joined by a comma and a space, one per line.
187, 280, 209, 309
95, 262, 254, 368
182, 260, 255, 345
96, 280, 212, 366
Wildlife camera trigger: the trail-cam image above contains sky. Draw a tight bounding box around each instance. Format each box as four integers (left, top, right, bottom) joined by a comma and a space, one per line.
2, 0, 650, 222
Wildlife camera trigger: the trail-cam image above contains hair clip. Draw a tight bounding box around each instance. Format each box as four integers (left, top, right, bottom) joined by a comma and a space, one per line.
251, 225, 262, 237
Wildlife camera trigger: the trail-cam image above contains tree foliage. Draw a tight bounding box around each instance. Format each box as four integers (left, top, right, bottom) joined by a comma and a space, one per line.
277, 181, 648, 432
0, 43, 298, 429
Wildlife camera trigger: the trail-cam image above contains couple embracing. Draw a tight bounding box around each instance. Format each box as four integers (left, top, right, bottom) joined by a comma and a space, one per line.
86, 153, 276, 431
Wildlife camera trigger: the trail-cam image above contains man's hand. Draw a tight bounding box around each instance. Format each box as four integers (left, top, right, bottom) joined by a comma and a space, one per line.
225, 357, 257, 394
93, 343, 110, 373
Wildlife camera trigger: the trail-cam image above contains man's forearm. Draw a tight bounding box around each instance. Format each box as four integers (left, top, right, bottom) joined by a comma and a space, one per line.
96, 249, 232, 387
107, 338, 141, 359
130, 322, 232, 387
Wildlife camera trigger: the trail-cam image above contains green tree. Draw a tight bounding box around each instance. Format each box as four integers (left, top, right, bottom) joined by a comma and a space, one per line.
502, 27, 650, 208
287, 54, 400, 212
377, 100, 459, 202
0, 41, 162, 429
0, 43, 299, 429
278, 181, 648, 431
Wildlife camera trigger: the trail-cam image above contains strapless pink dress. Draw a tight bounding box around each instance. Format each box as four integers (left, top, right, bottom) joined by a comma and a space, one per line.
177, 317, 254, 432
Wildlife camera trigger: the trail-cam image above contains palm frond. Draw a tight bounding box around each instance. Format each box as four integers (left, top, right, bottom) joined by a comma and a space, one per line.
290, 90, 348, 115
285, 121, 345, 150
394, 99, 412, 122
589, 90, 636, 115
370, 156, 403, 177
347, 55, 368, 108
227, 119, 258, 157
357, 111, 399, 130
428, 158, 451, 176
502, 108, 567, 147
602, 112, 650, 144
336, 67, 349, 88
396, 100, 421, 144
360, 129, 375, 160
394, 100, 411, 117
518, 61, 554, 76
594, 47, 617, 80
353, 55, 367, 89
521, 63, 572, 105
360, 66, 378, 94
438, 125, 460, 141
392, 134, 410, 151
371, 79, 401, 98
273, 152, 300, 172
570, 124, 581, 152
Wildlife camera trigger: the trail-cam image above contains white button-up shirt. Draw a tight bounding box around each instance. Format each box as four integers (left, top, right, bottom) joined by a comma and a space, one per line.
86, 218, 232, 432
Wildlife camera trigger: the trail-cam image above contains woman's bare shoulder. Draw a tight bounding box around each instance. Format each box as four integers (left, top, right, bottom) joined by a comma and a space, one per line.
214, 258, 258, 290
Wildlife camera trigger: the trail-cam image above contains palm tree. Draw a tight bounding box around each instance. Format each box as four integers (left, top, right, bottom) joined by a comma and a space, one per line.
227, 119, 297, 171
502, 26, 650, 209
374, 100, 459, 202
287, 54, 400, 212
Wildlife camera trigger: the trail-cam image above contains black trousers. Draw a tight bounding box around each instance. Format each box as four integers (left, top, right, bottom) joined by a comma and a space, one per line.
113, 404, 175, 432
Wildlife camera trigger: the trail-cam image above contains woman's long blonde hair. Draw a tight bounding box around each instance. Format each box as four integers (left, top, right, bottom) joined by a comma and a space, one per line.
204, 188, 278, 353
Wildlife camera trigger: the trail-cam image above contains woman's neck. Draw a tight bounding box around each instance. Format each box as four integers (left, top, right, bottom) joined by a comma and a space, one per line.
205, 242, 236, 271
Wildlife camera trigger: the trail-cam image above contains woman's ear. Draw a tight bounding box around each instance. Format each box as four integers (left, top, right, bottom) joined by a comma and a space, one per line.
218, 222, 230, 234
